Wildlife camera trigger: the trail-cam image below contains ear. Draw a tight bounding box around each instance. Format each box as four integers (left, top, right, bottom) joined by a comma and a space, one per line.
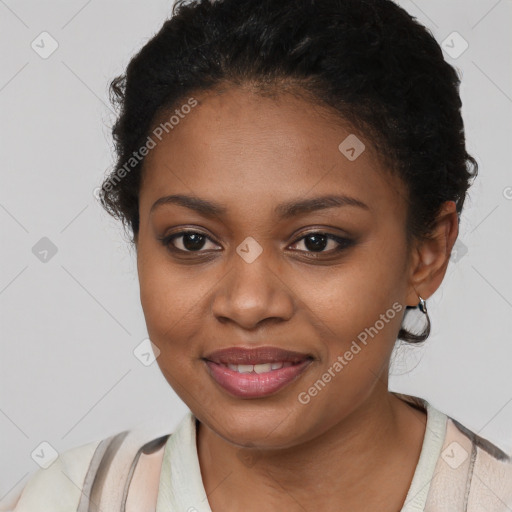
405, 200, 459, 306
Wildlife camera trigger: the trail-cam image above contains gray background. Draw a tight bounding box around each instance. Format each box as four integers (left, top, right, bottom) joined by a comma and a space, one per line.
1, 0, 511, 503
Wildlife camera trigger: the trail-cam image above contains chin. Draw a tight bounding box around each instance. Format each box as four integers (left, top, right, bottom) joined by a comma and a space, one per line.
197, 402, 308, 448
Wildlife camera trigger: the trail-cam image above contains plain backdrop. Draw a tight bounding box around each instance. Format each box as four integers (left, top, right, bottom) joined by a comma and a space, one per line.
1, 0, 511, 503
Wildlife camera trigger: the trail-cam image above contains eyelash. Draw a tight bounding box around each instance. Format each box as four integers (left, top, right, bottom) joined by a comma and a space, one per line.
158, 230, 354, 257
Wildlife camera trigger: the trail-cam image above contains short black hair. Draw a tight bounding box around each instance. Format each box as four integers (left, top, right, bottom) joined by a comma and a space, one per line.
100, 0, 478, 344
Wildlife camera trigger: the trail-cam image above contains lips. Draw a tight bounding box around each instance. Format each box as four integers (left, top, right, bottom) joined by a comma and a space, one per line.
204, 346, 313, 365
203, 346, 314, 398
204, 358, 313, 398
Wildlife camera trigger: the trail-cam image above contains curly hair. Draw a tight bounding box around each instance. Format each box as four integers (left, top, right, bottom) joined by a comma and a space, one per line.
99, 0, 478, 344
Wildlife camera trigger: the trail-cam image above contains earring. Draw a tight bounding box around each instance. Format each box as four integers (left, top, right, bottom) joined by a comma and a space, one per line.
418, 294, 431, 339
401, 294, 431, 342
418, 295, 427, 315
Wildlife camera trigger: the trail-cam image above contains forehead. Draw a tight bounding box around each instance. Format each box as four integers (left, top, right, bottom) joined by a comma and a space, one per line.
139, 86, 408, 222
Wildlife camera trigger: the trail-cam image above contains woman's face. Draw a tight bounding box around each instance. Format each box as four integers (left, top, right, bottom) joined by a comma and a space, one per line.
136, 86, 419, 448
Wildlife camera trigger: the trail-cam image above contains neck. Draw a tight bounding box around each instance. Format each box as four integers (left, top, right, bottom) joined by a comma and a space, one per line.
196, 389, 427, 512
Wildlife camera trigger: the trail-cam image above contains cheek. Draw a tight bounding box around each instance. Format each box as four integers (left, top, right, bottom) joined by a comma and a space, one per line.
301, 235, 407, 360
137, 245, 201, 349
138, 255, 206, 397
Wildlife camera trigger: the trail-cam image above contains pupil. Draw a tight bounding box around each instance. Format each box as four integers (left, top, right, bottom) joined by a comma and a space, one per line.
305, 234, 327, 252
183, 233, 205, 251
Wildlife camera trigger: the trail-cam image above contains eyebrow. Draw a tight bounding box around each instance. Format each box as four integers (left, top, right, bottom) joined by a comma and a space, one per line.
149, 193, 370, 219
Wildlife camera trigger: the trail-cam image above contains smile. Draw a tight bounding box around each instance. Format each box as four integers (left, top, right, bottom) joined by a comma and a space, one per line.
204, 359, 313, 398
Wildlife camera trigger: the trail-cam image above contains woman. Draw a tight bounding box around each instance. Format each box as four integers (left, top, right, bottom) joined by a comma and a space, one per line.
5, 0, 512, 510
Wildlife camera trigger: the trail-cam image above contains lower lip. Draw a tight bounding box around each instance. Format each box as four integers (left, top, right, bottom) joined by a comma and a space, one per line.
204, 359, 313, 398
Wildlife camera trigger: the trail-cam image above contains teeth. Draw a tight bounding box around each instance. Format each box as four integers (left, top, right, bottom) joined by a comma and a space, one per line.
237, 364, 253, 373
223, 361, 296, 373
254, 363, 272, 374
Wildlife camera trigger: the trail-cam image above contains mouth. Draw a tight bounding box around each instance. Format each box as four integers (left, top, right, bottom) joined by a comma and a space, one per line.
202, 346, 314, 398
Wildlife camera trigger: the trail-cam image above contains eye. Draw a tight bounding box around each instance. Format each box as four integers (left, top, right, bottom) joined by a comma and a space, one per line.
158, 230, 354, 256
288, 232, 353, 255
158, 230, 220, 253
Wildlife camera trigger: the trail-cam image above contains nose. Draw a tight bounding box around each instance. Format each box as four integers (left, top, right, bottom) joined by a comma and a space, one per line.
210, 249, 295, 330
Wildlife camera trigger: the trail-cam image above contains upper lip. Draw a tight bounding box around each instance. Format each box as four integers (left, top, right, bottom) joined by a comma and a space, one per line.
204, 346, 313, 365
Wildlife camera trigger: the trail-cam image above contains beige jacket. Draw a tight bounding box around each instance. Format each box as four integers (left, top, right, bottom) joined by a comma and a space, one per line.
2, 393, 512, 511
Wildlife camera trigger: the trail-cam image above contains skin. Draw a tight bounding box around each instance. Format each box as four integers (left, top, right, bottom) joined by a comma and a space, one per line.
135, 85, 459, 511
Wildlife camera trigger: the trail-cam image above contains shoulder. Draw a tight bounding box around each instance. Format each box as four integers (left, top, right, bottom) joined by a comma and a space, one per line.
427, 414, 512, 510
452, 418, 512, 509
1, 437, 102, 512
2, 423, 173, 512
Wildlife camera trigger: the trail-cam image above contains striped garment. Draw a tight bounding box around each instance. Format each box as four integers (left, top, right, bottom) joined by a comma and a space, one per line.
3, 393, 512, 511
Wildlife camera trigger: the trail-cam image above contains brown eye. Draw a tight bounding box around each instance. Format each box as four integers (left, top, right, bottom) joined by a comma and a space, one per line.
159, 231, 220, 252
289, 232, 354, 254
